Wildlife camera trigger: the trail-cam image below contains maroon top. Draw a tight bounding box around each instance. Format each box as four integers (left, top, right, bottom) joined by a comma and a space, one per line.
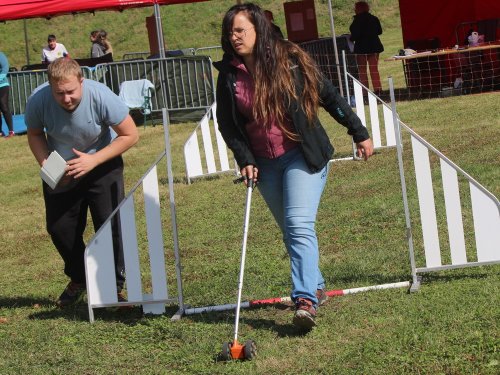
231, 57, 298, 159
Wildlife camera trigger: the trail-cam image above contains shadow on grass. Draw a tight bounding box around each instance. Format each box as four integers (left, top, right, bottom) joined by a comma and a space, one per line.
0, 296, 53, 309
186, 303, 313, 338
418, 267, 498, 283
26, 302, 145, 325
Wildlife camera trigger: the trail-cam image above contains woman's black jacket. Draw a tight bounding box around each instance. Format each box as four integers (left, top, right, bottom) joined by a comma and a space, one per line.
213, 54, 370, 173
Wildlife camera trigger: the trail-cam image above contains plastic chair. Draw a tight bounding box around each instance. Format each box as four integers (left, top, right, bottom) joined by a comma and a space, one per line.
118, 79, 155, 128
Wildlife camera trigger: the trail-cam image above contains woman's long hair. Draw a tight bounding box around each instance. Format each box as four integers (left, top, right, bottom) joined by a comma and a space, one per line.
221, 3, 322, 140
99, 30, 113, 54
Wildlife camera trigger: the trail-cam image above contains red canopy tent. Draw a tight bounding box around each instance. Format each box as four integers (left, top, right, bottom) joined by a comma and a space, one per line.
399, 0, 500, 49
0, 0, 209, 21
0, 0, 210, 63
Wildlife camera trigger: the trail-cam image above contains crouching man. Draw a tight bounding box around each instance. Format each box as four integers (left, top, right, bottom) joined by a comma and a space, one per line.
26, 57, 139, 307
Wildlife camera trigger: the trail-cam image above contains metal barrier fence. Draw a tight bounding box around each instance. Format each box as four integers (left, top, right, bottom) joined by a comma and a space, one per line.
94, 56, 215, 114
122, 52, 150, 60
299, 37, 358, 97
7, 57, 214, 120
7, 67, 93, 115
193, 46, 223, 64
122, 49, 196, 61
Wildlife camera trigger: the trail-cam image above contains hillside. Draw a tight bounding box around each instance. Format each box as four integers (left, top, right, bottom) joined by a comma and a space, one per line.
1, 0, 403, 69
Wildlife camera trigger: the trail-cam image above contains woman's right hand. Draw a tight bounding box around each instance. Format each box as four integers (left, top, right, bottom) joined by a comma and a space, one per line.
240, 165, 258, 186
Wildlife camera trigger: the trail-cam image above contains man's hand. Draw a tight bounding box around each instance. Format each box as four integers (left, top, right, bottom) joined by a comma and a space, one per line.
356, 138, 374, 161
66, 148, 98, 179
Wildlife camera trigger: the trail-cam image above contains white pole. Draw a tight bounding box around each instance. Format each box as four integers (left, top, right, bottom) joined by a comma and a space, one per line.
327, 0, 344, 97
154, 3, 165, 58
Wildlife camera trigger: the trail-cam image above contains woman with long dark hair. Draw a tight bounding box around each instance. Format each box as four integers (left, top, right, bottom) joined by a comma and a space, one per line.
214, 3, 373, 330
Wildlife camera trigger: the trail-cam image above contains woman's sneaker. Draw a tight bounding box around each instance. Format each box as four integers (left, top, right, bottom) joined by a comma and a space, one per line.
293, 298, 317, 329
316, 289, 328, 306
56, 281, 86, 308
4, 131, 15, 139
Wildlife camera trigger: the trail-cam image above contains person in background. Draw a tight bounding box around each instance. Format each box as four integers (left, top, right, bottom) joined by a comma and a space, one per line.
215, 3, 373, 330
0, 51, 14, 139
25, 57, 139, 308
349, 1, 384, 95
264, 10, 284, 39
90, 30, 113, 58
90, 30, 106, 58
42, 34, 69, 64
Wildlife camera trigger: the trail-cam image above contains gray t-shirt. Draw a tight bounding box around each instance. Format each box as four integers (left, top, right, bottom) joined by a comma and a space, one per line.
25, 79, 129, 161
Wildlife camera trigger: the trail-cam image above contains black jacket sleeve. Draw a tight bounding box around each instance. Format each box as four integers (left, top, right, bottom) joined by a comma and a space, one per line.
319, 76, 370, 143
215, 71, 257, 169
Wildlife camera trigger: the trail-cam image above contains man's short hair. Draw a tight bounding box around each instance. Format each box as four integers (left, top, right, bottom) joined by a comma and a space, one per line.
47, 34, 57, 42
47, 58, 82, 83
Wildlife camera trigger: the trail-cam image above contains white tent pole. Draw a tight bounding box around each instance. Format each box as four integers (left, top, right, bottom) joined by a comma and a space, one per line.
23, 19, 30, 65
327, 0, 344, 97
154, 2, 166, 58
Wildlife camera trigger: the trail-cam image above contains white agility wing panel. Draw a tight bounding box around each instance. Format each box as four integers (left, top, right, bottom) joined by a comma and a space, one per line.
143, 167, 168, 300
212, 105, 230, 171
353, 80, 366, 127
470, 183, 500, 262
440, 160, 467, 265
368, 92, 381, 148
184, 103, 236, 183
119, 196, 143, 302
86, 221, 118, 305
184, 132, 203, 178
383, 104, 396, 147
200, 115, 217, 174
411, 135, 441, 267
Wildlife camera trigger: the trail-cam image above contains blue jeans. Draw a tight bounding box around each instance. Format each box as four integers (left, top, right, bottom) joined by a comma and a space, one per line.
256, 147, 328, 307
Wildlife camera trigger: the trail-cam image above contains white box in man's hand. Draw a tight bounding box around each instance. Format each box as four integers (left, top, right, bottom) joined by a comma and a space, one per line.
40, 151, 67, 189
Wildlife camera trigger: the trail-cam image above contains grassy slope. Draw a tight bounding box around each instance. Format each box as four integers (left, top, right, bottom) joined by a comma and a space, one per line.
1, 0, 403, 84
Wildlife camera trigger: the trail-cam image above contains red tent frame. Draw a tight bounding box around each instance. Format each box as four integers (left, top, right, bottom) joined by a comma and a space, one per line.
0, 0, 209, 21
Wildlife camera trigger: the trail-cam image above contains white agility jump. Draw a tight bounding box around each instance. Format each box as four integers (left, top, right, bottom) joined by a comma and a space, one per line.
183, 76, 398, 182
84, 79, 498, 322
183, 102, 237, 184
85, 159, 175, 322
397, 119, 500, 290
85, 109, 185, 322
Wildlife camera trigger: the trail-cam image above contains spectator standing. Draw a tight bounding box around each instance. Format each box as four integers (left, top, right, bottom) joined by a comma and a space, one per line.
90, 30, 113, 58
25, 57, 139, 307
42, 34, 69, 64
264, 10, 284, 39
90, 30, 106, 58
349, 1, 384, 95
215, 3, 373, 330
0, 51, 14, 138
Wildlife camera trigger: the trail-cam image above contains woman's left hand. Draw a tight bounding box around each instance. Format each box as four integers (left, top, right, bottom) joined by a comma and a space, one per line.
240, 165, 258, 186
356, 138, 374, 161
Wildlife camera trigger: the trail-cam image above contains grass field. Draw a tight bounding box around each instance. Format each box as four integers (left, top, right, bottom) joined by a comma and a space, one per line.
0, 91, 498, 374
1, 0, 499, 373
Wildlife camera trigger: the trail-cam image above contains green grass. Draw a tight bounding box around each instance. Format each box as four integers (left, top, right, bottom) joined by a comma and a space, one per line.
0, 92, 499, 374
1, 0, 499, 373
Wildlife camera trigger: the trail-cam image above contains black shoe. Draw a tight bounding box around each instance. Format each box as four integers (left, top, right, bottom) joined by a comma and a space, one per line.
108, 291, 134, 311
56, 281, 86, 308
